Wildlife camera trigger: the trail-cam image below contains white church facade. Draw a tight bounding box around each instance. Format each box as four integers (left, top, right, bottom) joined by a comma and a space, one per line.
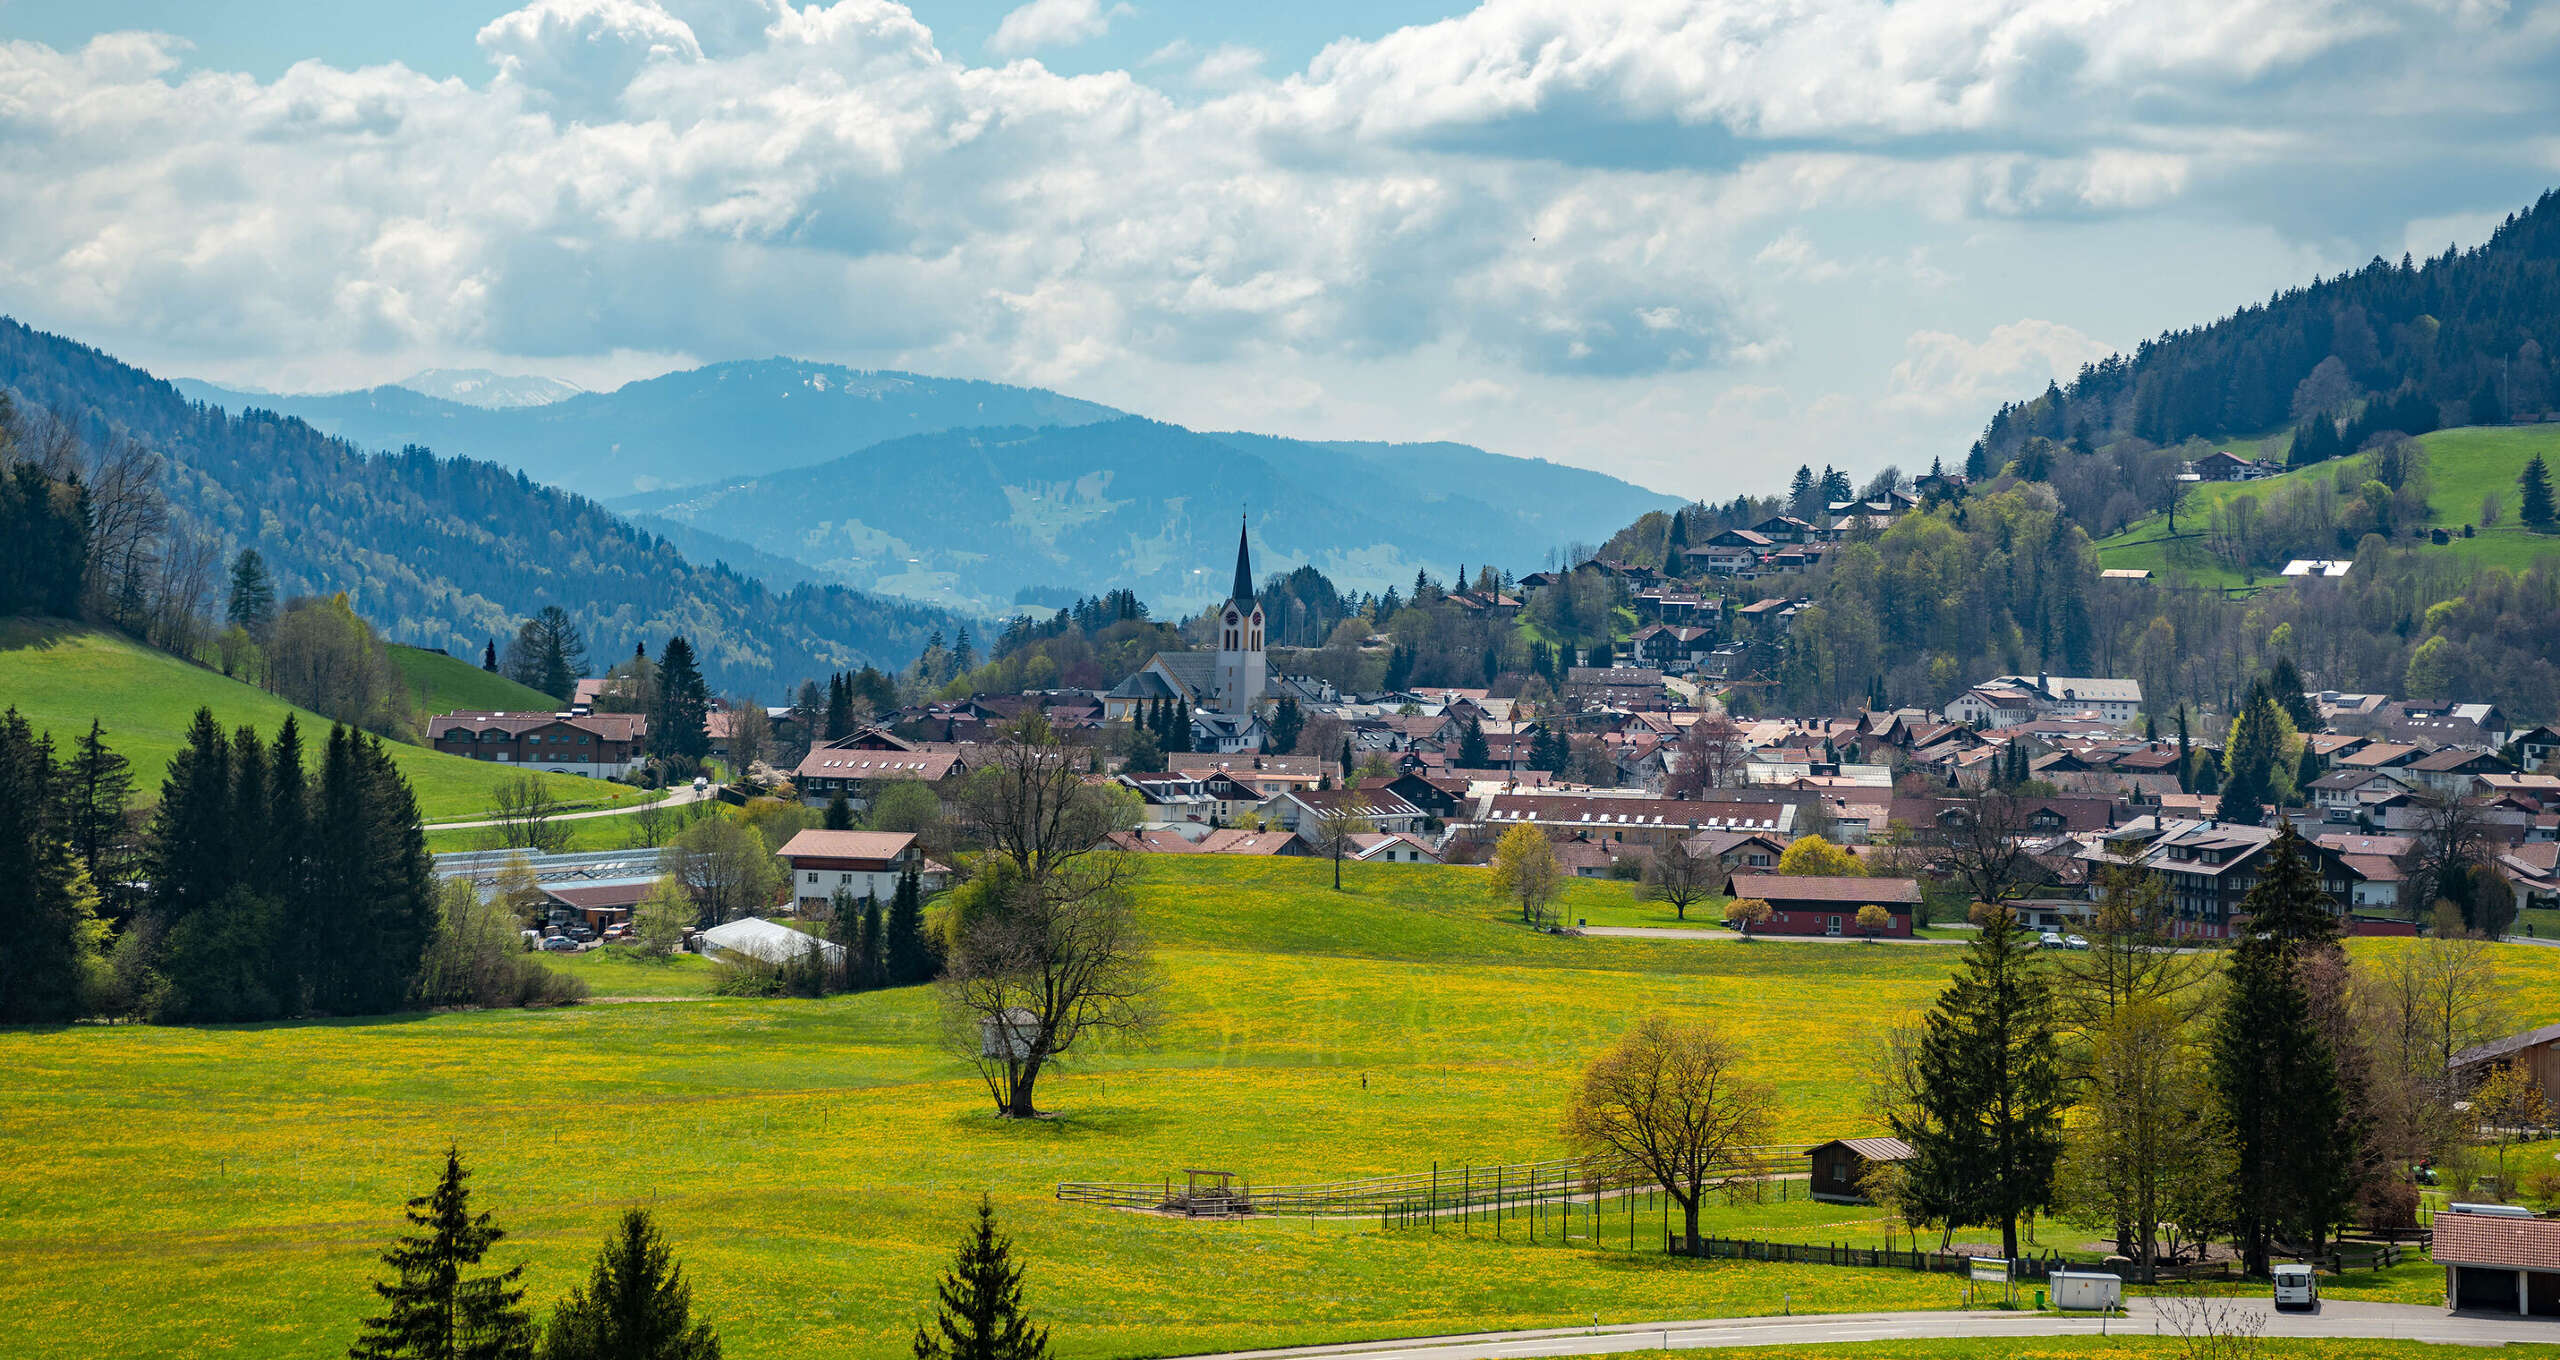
1103, 520, 1272, 752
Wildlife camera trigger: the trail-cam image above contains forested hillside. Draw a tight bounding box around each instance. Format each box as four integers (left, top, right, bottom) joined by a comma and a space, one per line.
1979, 189, 2560, 465
0, 319, 962, 695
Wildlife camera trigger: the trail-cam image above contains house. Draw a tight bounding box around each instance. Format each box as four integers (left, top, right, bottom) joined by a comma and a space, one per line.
1627, 624, 1717, 671
774, 829, 941, 913
791, 745, 967, 810
2078, 818, 2352, 937
1962, 673, 2145, 725
1169, 753, 1332, 799
2409, 747, 2515, 794
429, 711, 647, 778
2501, 843, 2560, 912
1806, 1137, 1913, 1204
1687, 527, 1773, 575
1748, 515, 1815, 544
2513, 725, 2560, 773
1944, 685, 2039, 728
1345, 832, 1445, 864
538, 879, 658, 936
1192, 828, 1311, 856
698, 917, 843, 968
2188, 449, 2280, 481
1566, 666, 1665, 708
1726, 874, 1924, 938
2432, 1207, 2560, 1315
1475, 794, 1795, 849
1263, 786, 1426, 835
2309, 767, 2412, 820
2280, 559, 2353, 579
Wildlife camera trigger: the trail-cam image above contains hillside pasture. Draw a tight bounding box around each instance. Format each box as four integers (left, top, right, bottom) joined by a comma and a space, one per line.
5, 857, 2554, 1360
389, 642, 560, 722
0, 618, 642, 820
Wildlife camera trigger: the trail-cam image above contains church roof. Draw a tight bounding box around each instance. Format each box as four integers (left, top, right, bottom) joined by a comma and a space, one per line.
1231, 517, 1255, 606
1106, 652, 1216, 703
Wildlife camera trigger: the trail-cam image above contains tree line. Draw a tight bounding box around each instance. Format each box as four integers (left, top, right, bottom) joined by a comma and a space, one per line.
0, 705, 582, 1023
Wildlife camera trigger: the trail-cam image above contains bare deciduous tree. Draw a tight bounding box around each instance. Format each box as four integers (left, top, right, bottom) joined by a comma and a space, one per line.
944, 717, 1154, 1118
1637, 836, 1719, 921
1561, 1015, 1775, 1251
1308, 807, 1373, 891
724, 697, 771, 783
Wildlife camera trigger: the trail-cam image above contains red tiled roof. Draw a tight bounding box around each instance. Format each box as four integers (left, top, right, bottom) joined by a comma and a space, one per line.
775, 830, 917, 863
2432, 1211, 2560, 1269
1729, 874, 1923, 905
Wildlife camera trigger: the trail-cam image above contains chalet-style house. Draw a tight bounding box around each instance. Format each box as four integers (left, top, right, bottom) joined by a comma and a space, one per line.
1168, 752, 1331, 799
1473, 794, 1796, 849
1262, 786, 1426, 835
792, 741, 968, 811
2077, 818, 2357, 938
775, 829, 943, 912
2187, 450, 2280, 481
430, 710, 647, 778
1945, 673, 2143, 727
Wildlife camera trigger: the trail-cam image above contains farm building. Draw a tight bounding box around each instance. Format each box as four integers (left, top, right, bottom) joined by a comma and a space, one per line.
697, 917, 843, 969
2451, 1022, 2560, 1107
2433, 1206, 2560, 1316
1806, 1136, 1912, 1203
775, 829, 944, 913
1727, 874, 1924, 938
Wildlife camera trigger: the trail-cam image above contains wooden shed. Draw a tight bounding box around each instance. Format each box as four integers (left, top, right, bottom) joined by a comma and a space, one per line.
1806, 1136, 1913, 1204
2451, 1022, 2560, 1108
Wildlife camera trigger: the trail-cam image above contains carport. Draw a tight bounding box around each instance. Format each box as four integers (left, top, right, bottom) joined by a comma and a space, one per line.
2433, 1207, 2560, 1316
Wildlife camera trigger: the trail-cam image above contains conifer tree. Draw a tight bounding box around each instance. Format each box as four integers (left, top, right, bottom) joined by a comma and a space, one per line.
2173, 707, 2192, 794
1269, 696, 1304, 754
2266, 656, 2319, 733
653, 637, 711, 764
2522, 454, 2557, 529
482, 639, 499, 673
2211, 830, 2353, 1274
350, 1147, 535, 1360
1339, 738, 1356, 783
227, 548, 276, 634
1458, 718, 1489, 769
1170, 700, 1192, 754
149, 708, 235, 923
885, 867, 934, 985
542, 1209, 720, 1360
824, 791, 855, 831
858, 896, 887, 991
1892, 905, 2064, 1260
0, 708, 102, 1021
63, 719, 135, 918
911, 1197, 1048, 1360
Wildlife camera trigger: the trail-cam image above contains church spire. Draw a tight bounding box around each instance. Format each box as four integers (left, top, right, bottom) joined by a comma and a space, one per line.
1231, 515, 1255, 606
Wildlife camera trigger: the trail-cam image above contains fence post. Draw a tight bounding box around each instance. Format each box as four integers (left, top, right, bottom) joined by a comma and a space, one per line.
1430, 1162, 1438, 1234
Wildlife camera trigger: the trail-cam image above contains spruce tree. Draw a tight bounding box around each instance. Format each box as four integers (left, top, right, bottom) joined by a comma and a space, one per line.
858, 896, 887, 991
63, 719, 135, 919
1170, 700, 1192, 755
227, 548, 276, 633
911, 1196, 1048, 1360
2211, 830, 2353, 1274
542, 1209, 720, 1360
885, 867, 934, 985
2173, 706, 2193, 794
824, 791, 855, 831
653, 637, 711, 765
350, 1147, 535, 1360
1458, 718, 1489, 769
2266, 656, 2319, 733
1339, 738, 1356, 783
149, 708, 235, 923
270, 716, 313, 1010
1891, 905, 2064, 1260
0, 708, 101, 1022
483, 639, 499, 673
2522, 454, 2557, 529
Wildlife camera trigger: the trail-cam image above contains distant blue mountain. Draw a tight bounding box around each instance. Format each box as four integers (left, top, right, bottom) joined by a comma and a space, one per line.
181, 360, 1679, 614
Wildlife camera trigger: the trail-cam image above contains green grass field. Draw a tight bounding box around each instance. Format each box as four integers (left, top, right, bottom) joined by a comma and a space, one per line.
2094, 423, 2560, 584
5, 859, 2553, 1359
389, 643, 559, 721
0, 617, 642, 821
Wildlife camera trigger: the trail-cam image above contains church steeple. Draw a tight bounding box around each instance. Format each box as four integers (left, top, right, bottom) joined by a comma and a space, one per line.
1230, 515, 1255, 605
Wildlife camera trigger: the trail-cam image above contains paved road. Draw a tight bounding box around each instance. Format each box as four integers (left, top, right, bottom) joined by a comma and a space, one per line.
428, 782, 717, 830
1174, 1300, 2560, 1360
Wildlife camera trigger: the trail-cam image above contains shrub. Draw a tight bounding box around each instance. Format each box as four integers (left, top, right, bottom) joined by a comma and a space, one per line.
416, 880, 590, 1009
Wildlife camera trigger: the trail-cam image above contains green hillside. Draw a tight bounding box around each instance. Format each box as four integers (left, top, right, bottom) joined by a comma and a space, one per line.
389, 642, 558, 718
2095, 423, 2560, 583
0, 855, 2503, 1358
0, 618, 642, 820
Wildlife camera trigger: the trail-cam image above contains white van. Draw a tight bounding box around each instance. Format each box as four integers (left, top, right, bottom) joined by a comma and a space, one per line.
2272, 1262, 2319, 1311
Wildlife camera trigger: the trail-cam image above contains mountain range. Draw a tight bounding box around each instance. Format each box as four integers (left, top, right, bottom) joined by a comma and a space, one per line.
180, 362, 1680, 615
3, 318, 960, 695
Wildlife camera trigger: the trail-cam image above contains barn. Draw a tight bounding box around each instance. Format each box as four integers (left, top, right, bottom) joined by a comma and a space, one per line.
1805, 1136, 1913, 1204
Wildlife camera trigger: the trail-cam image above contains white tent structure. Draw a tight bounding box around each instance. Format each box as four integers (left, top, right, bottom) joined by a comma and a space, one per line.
697, 917, 843, 968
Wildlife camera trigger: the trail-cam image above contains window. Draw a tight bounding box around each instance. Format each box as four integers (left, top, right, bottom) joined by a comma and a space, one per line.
805, 872, 818, 884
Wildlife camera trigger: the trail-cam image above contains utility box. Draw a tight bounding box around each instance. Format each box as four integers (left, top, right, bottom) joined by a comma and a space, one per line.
2049, 1271, 2123, 1311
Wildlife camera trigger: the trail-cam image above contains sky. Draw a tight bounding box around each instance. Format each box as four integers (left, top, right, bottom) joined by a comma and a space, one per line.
5, 0, 2560, 499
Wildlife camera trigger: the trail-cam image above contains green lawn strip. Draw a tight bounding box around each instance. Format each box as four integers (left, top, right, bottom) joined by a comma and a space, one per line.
541, 948, 717, 998
0, 617, 639, 821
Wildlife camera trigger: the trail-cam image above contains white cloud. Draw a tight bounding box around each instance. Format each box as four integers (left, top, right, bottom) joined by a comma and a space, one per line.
6, 0, 2560, 495
1886, 320, 2115, 417
987, 0, 1131, 57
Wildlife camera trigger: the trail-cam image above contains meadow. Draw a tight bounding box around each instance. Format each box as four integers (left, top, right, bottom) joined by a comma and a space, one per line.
0, 618, 642, 821
388, 642, 560, 724
2092, 422, 2560, 585
4, 859, 2554, 1359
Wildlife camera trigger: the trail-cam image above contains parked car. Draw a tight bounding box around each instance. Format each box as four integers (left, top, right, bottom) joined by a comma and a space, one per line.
2064, 934, 2090, 951
2038, 931, 2066, 950
2271, 1262, 2319, 1311
539, 935, 580, 953
567, 925, 595, 942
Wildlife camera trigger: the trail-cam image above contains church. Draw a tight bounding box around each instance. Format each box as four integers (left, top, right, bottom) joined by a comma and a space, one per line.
1103, 519, 1271, 752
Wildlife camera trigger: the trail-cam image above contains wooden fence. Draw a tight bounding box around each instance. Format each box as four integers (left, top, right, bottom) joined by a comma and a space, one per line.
1056, 1148, 1807, 1227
